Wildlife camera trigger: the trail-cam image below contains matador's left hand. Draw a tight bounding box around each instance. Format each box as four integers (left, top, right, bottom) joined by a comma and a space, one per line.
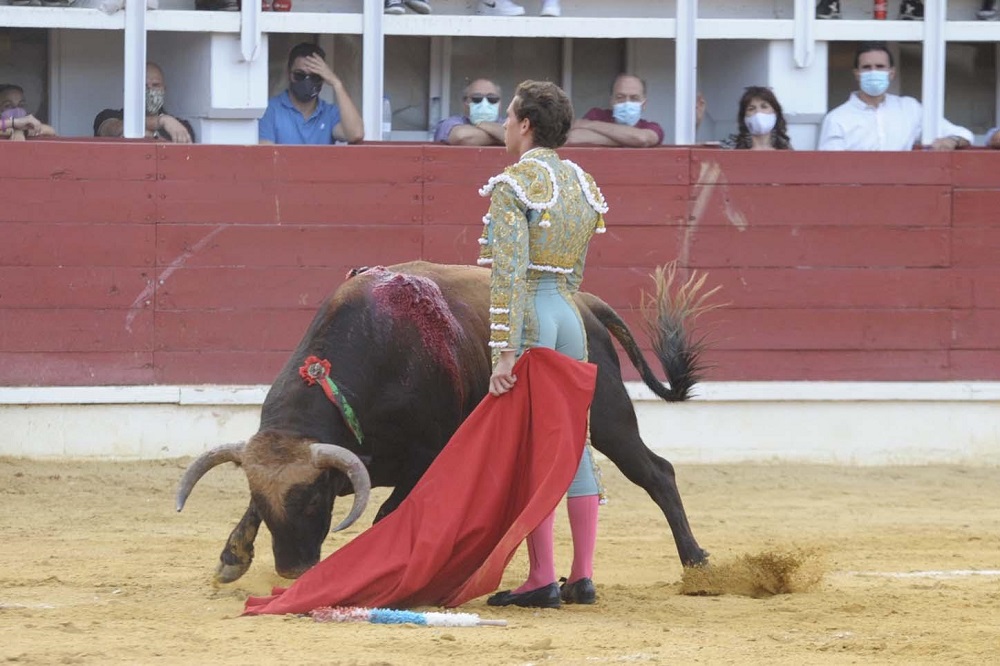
489, 351, 517, 397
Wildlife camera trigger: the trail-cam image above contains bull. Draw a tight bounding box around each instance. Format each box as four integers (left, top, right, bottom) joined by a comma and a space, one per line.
176, 261, 710, 583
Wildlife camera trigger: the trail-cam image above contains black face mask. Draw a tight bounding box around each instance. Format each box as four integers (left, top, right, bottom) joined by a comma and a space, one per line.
290, 78, 322, 103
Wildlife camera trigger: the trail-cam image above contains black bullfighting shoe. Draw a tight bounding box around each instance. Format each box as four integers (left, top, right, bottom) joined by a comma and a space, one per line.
559, 577, 597, 604
487, 583, 561, 608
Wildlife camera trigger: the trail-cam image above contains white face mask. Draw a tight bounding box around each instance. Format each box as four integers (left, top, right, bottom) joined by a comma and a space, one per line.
468, 99, 500, 125
859, 70, 891, 97
745, 111, 776, 136
612, 101, 642, 126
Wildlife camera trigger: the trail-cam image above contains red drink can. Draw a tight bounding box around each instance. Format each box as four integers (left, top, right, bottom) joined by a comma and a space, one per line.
874, 0, 887, 18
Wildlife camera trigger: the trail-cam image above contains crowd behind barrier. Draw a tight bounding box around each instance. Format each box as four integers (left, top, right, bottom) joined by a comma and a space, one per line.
3, 37, 996, 150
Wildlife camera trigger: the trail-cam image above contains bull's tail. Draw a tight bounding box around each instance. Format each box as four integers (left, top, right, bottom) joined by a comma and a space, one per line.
588, 263, 722, 402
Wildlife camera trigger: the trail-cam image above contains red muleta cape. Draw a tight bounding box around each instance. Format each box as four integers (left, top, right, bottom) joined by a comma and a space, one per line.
243, 347, 597, 615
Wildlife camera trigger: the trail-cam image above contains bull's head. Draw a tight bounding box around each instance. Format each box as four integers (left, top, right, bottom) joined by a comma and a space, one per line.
175, 431, 370, 581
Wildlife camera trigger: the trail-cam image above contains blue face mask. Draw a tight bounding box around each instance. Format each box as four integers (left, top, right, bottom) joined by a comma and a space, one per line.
612, 101, 642, 127
859, 70, 891, 97
468, 99, 500, 125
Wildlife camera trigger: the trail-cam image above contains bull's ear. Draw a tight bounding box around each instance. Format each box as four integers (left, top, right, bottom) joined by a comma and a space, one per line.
176, 442, 245, 512
310, 443, 371, 532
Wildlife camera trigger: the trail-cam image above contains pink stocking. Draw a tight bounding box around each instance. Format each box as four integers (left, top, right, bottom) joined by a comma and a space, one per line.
567, 494, 599, 582
514, 510, 556, 593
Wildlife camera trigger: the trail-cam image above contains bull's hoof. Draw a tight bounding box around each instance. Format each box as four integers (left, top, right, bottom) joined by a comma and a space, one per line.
215, 558, 251, 583
683, 549, 711, 568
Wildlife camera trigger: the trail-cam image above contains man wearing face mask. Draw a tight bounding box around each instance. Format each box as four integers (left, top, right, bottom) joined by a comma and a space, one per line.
818, 41, 971, 151
433, 79, 505, 146
259, 42, 364, 146
94, 63, 194, 143
566, 74, 666, 147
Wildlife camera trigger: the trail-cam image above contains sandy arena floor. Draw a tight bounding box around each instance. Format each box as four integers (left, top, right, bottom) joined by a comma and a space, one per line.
1, 458, 998, 665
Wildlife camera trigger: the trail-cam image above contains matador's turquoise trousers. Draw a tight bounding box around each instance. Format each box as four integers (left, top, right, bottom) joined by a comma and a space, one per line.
518, 274, 600, 498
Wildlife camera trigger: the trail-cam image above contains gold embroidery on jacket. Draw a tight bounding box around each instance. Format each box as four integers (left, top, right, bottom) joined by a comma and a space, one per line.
479, 148, 608, 354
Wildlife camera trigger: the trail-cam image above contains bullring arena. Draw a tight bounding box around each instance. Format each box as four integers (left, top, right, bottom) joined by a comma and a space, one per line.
2, 143, 999, 664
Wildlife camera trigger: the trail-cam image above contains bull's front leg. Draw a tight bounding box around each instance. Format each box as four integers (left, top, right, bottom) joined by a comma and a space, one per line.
215, 502, 261, 583
372, 428, 445, 523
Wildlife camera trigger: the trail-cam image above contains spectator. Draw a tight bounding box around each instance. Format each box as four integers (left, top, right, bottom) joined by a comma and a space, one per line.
0, 108, 49, 141
194, 0, 237, 10
720, 86, 792, 150
433, 78, 504, 146
259, 42, 364, 146
383, 0, 431, 14
476, 0, 558, 15
94, 63, 194, 143
900, 0, 923, 18
566, 74, 664, 147
985, 127, 1000, 149
816, 0, 923, 20
0, 84, 56, 137
817, 42, 972, 151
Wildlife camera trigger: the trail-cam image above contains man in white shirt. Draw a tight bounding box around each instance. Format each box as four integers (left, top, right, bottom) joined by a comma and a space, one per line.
818, 42, 972, 151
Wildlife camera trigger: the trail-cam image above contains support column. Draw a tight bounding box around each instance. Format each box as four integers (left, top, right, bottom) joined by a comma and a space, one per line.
674, 0, 697, 145
362, 0, 386, 140
123, 0, 147, 139
199, 33, 268, 145
921, 0, 946, 145
767, 40, 829, 150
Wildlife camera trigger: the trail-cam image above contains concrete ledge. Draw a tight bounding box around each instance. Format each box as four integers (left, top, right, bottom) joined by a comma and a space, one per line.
1, 382, 998, 464
5, 381, 1000, 405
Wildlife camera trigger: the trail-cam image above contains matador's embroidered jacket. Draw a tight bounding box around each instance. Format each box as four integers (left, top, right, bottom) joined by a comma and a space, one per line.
477, 147, 608, 356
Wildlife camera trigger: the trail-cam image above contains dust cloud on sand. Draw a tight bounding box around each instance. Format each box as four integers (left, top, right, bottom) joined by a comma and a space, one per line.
680, 548, 826, 597
1, 459, 998, 665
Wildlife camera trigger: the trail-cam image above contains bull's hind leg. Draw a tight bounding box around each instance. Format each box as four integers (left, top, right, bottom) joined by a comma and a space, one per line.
590, 364, 709, 568
215, 502, 261, 583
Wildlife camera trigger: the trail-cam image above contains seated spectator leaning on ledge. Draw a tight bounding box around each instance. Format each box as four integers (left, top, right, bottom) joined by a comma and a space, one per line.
0, 109, 48, 141
0, 84, 56, 139
434, 78, 504, 146
985, 126, 1000, 149
720, 86, 792, 150
258, 42, 364, 146
818, 41, 971, 151
94, 63, 194, 143
566, 74, 664, 147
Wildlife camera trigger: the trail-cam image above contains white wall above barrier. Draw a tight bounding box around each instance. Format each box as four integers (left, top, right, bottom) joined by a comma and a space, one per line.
2, 382, 998, 465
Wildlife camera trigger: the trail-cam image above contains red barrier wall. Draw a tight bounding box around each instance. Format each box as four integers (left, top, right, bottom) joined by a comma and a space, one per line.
1, 141, 998, 385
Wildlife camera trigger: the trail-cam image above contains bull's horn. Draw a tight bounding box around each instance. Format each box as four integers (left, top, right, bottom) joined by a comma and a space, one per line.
309, 443, 371, 532
175, 442, 245, 512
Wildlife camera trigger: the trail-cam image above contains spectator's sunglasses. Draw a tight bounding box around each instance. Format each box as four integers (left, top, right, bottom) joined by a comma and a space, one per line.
290, 70, 323, 83
465, 93, 501, 104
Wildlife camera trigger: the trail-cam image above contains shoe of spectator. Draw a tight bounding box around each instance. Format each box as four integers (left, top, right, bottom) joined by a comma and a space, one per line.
977, 0, 998, 19
899, 0, 923, 19
384, 0, 405, 13
404, 0, 431, 13
540, 0, 560, 16
815, 0, 840, 19
195, 0, 238, 9
478, 0, 525, 16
